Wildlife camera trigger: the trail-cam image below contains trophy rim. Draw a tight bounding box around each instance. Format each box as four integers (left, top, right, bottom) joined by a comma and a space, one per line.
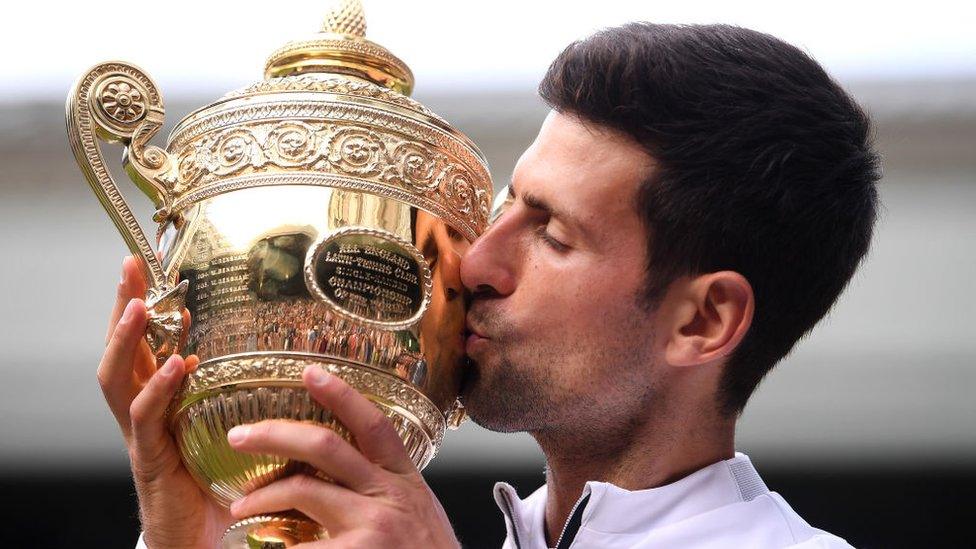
171, 351, 448, 442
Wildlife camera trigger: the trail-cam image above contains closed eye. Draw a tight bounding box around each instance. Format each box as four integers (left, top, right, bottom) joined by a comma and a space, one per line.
535, 225, 569, 252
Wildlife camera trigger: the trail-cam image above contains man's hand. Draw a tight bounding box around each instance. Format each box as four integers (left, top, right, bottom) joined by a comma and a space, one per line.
227, 366, 460, 548
100, 256, 233, 548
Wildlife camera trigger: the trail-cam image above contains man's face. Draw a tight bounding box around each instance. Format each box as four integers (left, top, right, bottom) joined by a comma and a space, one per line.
460, 111, 665, 442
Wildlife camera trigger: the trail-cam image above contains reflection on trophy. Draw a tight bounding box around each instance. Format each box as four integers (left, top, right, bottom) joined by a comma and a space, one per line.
66, 0, 492, 545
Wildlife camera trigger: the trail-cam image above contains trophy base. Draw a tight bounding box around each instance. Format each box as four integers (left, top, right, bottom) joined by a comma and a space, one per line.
222, 513, 324, 548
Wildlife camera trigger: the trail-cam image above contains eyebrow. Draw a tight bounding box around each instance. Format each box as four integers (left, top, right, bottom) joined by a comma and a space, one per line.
521, 191, 561, 218
509, 181, 591, 241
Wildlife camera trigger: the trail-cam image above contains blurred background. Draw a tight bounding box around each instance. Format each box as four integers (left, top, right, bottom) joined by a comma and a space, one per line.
1, 0, 973, 547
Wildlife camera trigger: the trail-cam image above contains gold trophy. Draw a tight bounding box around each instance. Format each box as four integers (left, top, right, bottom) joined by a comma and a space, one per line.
66, 1, 492, 545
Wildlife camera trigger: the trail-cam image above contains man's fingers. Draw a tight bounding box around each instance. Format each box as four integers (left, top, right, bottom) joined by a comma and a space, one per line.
228, 420, 379, 493
98, 298, 149, 435
230, 474, 357, 532
302, 367, 415, 475
106, 256, 148, 345
128, 354, 185, 479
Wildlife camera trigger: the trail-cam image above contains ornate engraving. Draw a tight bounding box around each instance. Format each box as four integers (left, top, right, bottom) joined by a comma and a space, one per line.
179, 353, 446, 447
215, 129, 261, 173
266, 121, 319, 166
169, 110, 491, 235
169, 99, 481, 164
221, 75, 439, 119
177, 147, 203, 187
383, 141, 444, 192
328, 127, 384, 176
84, 65, 161, 140
440, 164, 477, 217
171, 173, 481, 243
67, 64, 172, 288
175, 383, 439, 508
67, 62, 186, 361
97, 80, 146, 123
145, 280, 189, 363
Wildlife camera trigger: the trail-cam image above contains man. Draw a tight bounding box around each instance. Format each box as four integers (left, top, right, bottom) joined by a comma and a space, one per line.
105, 22, 879, 548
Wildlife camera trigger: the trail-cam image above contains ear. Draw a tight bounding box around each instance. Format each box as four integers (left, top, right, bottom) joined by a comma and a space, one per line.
662, 272, 754, 368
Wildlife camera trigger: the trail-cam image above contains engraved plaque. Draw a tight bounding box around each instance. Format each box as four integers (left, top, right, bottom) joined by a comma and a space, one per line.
305, 227, 431, 328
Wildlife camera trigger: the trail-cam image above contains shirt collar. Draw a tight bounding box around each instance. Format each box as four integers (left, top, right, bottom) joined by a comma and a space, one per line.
495, 452, 769, 540
495, 479, 548, 548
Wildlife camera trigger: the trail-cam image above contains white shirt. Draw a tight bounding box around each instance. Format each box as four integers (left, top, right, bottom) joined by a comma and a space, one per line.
136, 453, 852, 548
493, 453, 854, 549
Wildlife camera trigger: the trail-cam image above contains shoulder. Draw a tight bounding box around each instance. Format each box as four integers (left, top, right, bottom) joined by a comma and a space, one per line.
571, 491, 855, 549
724, 454, 853, 547
762, 492, 855, 548
638, 491, 853, 548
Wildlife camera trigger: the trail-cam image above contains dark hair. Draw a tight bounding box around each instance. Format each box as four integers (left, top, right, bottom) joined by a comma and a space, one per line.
539, 23, 880, 415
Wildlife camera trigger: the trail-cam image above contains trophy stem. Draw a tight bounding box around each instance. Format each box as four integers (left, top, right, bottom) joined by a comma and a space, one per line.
222, 512, 324, 548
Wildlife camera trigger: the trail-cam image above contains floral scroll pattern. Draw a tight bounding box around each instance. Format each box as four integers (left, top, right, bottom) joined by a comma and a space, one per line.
175, 121, 491, 231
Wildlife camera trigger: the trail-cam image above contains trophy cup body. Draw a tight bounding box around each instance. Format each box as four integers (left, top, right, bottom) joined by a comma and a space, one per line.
66, 2, 492, 545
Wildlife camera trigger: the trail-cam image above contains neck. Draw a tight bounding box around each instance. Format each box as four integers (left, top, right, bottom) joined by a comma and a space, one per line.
533, 408, 735, 546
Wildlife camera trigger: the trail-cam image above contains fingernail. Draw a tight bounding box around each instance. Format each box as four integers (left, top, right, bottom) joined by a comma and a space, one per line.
307, 367, 331, 388
121, 299, 137, 322
230, 497, 246, 514
161, 356, 180, 376
228, 425, 250, 444
120, 256, 128, 285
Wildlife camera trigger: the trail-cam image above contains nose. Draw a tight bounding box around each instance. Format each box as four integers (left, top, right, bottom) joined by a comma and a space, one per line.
461, 206, 518, 298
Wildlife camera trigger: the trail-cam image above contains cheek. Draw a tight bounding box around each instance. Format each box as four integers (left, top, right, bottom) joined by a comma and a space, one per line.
513, 258, 645, 334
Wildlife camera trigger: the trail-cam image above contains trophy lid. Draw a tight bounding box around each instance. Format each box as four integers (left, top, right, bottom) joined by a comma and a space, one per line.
161, 0, 492, 240
264, 0, 414, 95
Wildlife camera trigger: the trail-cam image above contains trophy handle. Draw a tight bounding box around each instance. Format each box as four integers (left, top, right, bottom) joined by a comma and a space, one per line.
66, 61, 188, 364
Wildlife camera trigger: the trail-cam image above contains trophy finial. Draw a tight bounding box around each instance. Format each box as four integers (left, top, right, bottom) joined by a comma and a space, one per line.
322, 0, 367, 37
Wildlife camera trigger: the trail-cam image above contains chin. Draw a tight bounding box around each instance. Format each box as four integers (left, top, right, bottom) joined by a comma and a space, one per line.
464, 405, 525, 434
458, 369, 526, 433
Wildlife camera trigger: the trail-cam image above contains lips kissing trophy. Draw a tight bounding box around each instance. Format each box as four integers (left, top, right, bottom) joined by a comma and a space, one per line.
66, 1, 492, 545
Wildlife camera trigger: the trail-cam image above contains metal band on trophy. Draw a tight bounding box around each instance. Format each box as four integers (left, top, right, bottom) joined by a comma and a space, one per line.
66, 1, 493, 546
